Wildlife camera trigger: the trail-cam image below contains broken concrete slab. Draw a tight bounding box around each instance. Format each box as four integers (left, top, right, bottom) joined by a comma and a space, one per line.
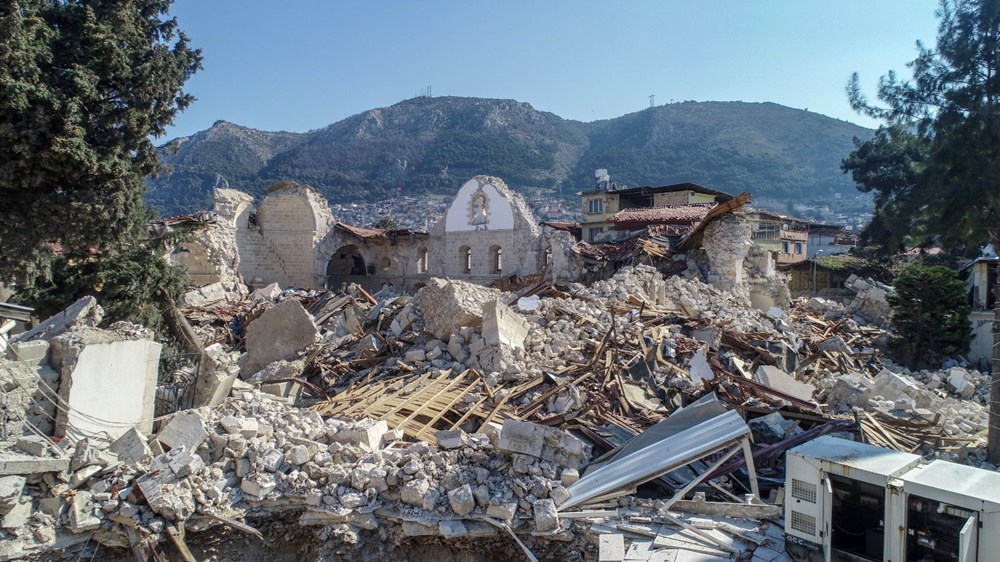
13, 296, 102, 343
0, 454, 70, 476
754, 365, 816, 406
49, 326, 161, 442
599, 533, 626, 561
239, 299, 318, 378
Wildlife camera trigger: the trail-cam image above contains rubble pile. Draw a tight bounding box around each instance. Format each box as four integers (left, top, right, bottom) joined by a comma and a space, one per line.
2, 242, 997, 561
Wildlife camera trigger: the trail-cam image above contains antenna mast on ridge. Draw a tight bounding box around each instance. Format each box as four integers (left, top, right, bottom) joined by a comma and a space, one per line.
649, 95, 655, 108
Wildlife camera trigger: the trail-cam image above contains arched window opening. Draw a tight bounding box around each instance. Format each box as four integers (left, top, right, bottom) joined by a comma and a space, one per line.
489, 245, 503, 274
460, 246, 472, 274
417, 248, 429, 273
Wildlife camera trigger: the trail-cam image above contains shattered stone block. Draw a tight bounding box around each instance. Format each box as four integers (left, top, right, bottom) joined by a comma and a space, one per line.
156, 411, 209, 452
448, 484, 475, 516
241, 474, 276, 499
401, 478, 430, 507
0, 476, 25, 512
865, 369, 934, 409
238, 299, 318, 378
109, 427, 152, 466
329, 419, 388, 451
68, 491, 101, 533
533, 498, 559, 532
482, 299, 530, 350
415, 278, 501, 339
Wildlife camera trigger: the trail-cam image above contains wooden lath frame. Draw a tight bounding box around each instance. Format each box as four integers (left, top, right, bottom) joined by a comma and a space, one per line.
314, 369, 522, 442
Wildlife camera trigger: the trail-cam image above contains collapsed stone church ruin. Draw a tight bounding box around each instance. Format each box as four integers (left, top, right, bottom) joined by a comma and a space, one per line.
166, 176, 580, 295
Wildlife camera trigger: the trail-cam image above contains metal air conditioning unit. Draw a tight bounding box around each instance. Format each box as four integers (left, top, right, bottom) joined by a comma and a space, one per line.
784, 435, 1000, 562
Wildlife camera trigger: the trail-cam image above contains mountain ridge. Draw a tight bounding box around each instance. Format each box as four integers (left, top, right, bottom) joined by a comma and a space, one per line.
149, 96, 873, 216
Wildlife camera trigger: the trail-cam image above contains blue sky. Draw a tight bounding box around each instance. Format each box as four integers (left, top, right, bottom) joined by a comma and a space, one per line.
163, 0, 941, 139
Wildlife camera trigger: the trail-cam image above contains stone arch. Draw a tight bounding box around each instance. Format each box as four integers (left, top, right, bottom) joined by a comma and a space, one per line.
326, 245, 367, 288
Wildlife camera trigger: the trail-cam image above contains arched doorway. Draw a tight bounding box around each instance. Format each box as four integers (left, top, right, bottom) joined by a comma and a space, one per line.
326, 245, 366, 288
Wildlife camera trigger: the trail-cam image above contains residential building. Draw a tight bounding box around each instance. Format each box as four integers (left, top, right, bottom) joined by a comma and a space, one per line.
747, 210, 809, 264
579, 170, 733, 243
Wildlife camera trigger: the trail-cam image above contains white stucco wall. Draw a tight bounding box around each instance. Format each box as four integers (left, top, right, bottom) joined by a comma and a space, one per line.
444, 177, 515, 232
57, 339, 161, 442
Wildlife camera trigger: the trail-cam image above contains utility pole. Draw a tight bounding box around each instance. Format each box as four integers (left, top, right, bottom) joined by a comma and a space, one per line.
649, 95, 655, 108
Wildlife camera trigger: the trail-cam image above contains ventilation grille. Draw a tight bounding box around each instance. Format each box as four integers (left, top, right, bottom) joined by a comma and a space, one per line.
791, 479, 817, 503
790, 510, 818, 536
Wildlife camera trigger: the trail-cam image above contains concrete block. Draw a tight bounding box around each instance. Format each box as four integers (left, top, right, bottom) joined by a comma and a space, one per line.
109, 428, 151, 466
15, 436, 49, 457
486, 499, 516, 522
240, 474, 276, 499
439, 519, 468, 538
49, 331, 161, 442
156, 411, 208, 452
497, 419, 588, 469
482, 299, 530, 349
497, 420, 544, 458
239, 300, 318, 378
434, 429, 465, 450
448, 484, 475, 516
533, 498, 559, 532
404, 349, 426, 363
330, 420, 388, 450
755, 365, 816, 405
6, 339, 49, 366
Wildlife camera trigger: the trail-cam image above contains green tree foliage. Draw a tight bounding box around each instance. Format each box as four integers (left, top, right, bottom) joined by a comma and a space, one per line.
844, 0, 1000, 254
0, 0, 201, 324
373, 217, 397, 229
887, 264, 971, 368
844, 0, 1000, 461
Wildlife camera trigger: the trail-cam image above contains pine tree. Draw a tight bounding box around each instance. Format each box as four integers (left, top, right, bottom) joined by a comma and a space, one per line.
844, 0, 1000, 461
0, 0, 201, 324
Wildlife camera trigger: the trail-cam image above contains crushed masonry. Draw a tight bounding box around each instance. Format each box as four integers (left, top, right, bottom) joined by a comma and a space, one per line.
2, 199, 998, 562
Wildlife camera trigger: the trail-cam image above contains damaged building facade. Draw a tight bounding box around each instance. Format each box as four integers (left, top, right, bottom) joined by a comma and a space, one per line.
166, 176, 581, 295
